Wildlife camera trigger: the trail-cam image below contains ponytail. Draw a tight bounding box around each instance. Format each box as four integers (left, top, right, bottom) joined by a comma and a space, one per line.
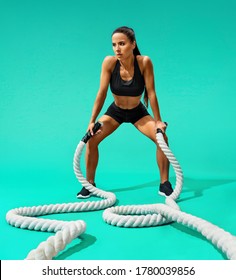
133, 45, 148, 108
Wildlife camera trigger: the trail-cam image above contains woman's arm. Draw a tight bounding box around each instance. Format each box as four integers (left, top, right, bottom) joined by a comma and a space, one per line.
88, 56, 115, 133
143, 56, 167, 131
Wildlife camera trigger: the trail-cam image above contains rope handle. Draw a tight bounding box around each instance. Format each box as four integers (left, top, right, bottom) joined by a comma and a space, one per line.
156, 121, 168, 134
81, 122, 103, 143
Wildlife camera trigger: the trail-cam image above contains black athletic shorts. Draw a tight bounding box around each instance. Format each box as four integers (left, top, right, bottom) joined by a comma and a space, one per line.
104, 102, 150, 124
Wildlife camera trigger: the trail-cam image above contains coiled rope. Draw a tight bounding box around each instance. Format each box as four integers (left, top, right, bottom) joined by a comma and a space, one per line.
6, 122, 236, 260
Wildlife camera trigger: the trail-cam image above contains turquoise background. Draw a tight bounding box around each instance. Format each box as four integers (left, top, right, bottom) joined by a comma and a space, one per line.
0, 0, 236, 260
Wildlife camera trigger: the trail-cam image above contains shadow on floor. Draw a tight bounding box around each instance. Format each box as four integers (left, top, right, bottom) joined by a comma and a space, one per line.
107, 177, 236, 203
177, 177, 236, 203
171, 223, 227, 260
54, 233, 97, 260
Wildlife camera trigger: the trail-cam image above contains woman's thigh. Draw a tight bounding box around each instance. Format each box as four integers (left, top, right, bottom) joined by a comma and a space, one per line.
134, 115, 168, 143
134, 115, 157, 143
88, 115, 120, 146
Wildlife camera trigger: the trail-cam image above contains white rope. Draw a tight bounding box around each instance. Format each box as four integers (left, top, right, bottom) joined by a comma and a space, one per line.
6, 140, 116, 260
103, 132, 236, 260
5, 125, 236, 260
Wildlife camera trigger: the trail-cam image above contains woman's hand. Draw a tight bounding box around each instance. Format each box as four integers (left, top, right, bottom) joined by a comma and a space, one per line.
155, 120, 167, 134
87, 122, 101, 136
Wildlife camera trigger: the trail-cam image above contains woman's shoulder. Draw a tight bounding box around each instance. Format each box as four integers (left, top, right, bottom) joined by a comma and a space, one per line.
136, 55, 153, 65
136, 55, 153, 73
102, 56, 117, 70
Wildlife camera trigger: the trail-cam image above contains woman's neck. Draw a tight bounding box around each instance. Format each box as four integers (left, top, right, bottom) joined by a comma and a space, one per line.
119, 54, 135, 71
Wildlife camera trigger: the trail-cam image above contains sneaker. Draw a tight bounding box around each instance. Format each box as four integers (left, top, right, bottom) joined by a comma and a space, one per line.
159, 181, 173, 197
77, 183, 96, 199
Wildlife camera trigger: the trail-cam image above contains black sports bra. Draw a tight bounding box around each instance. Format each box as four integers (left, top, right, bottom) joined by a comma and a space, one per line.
110, 57, 145, 97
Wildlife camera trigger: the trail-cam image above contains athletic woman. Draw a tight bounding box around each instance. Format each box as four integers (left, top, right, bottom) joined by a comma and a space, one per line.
77, 26, 173, 198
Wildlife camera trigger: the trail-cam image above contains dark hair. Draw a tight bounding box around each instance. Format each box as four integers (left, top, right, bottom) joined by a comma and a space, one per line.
112, 26, 148, 107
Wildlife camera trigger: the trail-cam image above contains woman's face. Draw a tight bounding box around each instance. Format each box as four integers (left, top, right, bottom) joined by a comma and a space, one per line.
112, 32, 135, 60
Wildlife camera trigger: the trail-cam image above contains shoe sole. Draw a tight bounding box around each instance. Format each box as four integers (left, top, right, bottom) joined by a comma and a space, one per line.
77, 194, 91, 199
158, 191, 174, 197
158, 191, 168, 197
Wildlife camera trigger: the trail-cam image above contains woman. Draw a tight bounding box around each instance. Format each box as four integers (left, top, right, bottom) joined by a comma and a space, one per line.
77, 26, 173, 198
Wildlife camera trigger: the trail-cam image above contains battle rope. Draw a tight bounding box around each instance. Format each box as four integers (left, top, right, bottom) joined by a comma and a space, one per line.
6, 122, 236, 260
